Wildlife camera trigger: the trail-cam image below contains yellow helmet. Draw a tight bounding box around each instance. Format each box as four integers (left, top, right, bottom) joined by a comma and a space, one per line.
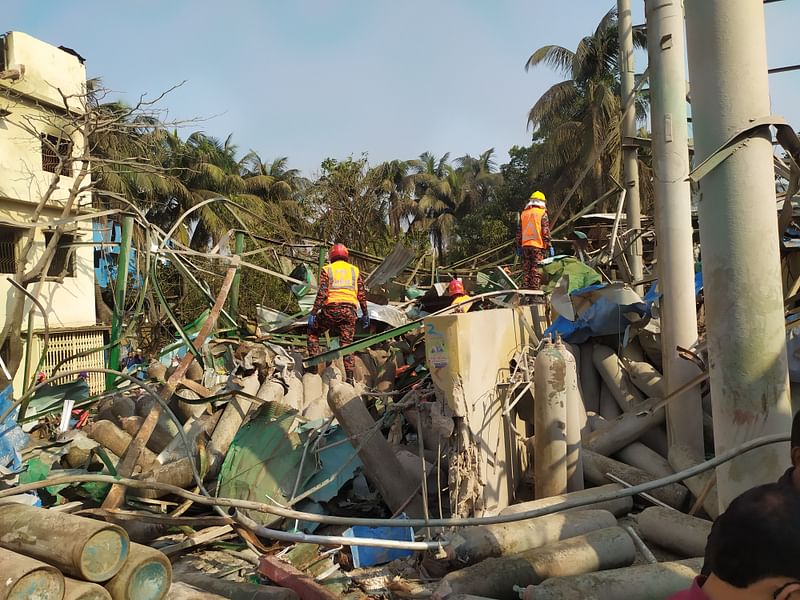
530, 190, 546, 201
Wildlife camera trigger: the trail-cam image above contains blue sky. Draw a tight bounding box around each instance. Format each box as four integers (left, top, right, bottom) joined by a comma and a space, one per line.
6, 1, 800, 177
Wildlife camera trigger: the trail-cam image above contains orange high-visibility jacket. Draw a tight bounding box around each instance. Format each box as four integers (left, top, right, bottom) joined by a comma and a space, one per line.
520, 202, 547, 248
325, 260, 360, 306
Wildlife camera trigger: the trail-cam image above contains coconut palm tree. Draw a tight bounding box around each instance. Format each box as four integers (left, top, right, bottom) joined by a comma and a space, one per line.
239, 153, 310, 236
525, 6, 647, 215
369, 159, 417, 236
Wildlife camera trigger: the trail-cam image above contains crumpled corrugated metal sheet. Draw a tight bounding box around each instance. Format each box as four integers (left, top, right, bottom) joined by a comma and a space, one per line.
363, 243, 415, 290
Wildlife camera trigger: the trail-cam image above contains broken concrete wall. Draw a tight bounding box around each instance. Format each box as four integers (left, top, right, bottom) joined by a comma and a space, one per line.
425, 307, 536, 516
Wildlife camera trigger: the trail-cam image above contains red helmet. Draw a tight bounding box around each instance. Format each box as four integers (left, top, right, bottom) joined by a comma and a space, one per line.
329, 243, 349, 262
448, 279, 465, 296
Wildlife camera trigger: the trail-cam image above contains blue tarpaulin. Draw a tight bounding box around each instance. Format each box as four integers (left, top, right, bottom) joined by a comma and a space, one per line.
545, 284, 649, 344
545, 273, 704, 344
0, 386, 28, 473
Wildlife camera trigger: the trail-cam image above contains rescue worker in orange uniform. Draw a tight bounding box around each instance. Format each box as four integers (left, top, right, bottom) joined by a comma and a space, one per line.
447, 278, 471, 313
307, 244, 369, 383
515, 190, 551, 290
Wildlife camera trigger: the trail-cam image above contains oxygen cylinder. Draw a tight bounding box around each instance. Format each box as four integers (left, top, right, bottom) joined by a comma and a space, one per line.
534, 338, 568, 498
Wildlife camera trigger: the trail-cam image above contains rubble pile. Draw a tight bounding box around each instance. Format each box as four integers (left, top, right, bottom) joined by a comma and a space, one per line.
0, 239, 731, 600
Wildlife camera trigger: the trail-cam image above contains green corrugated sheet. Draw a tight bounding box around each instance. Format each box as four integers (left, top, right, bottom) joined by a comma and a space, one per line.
216, 404, 363, 529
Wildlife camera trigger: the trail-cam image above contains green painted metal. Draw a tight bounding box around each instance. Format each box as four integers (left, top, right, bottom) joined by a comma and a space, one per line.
216, 405, 362, 529
303, 321, 422, 368
106, 216, 134, 390
149, 265, 201, 360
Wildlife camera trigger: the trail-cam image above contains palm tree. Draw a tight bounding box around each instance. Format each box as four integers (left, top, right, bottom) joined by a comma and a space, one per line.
525, 7, 647, 214
454, 148, 503, 213
370, 159, 416, 236
239, 153, 310, 236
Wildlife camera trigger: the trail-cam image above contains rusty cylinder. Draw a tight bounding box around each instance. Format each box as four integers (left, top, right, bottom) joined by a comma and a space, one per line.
0, 503, 129, 582
534, 338, 568, 498
64, 577, 113, 600
0, 546, 65, 600
104, 543, 172, 600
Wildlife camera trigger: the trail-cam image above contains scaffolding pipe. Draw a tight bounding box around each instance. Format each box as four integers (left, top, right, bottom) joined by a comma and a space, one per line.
685, 0, 793, 510
618, 0, 643, 290
645, 0, 705, 487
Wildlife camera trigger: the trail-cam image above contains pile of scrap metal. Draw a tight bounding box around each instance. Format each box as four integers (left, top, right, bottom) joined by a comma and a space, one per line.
0, 242, 724, 600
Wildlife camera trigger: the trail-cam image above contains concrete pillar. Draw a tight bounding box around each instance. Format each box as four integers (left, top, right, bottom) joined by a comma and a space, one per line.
433, 527, 635, 600
499, 483, 633, 518
685, 0, 793, 509
520, 558, 702, 600
636, 506, 712, 558
563, 343, 585, 491
646, 0, 706, 494
448, 509, 617, 567
534, 339, 568, 498
618, 0, 643, 288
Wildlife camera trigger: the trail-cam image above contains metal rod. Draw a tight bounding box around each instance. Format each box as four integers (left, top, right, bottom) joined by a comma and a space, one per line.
106, 215, 133, 391
0, 432, 789, 529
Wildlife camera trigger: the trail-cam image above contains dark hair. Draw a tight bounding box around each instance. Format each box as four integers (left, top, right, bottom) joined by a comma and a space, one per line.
706, 483, 800, 587
792, 411, 800, 448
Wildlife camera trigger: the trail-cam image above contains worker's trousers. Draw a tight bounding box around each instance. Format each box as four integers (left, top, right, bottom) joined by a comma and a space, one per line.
307, 303, 358, 378
521, 247, 546, 290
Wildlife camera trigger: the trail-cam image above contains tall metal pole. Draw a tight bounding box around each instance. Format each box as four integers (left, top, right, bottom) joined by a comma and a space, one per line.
618, 0, 643, 290
229, 231, 245, 323
685, 0, 792, 510
645, 0, 705, 497
106, 215, 133, 391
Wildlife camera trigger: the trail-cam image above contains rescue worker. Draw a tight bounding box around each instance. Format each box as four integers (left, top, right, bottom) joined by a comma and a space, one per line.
307, 244, 369, 384
447, 278, 471, 313
516, 190, 551, 290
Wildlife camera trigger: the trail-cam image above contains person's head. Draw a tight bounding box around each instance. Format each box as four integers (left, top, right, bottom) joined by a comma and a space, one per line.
704, 483, 800, 599
447, 278, 465, 297
530, 190, 546, 202
526, 190, 546, 208
329, 243, 349, 262
791, 410, 800, 469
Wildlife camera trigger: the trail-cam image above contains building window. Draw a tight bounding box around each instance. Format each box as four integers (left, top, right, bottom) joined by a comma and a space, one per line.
41, 134, 72, 176
43, 231, 76, 277
0, 226, 22, 274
